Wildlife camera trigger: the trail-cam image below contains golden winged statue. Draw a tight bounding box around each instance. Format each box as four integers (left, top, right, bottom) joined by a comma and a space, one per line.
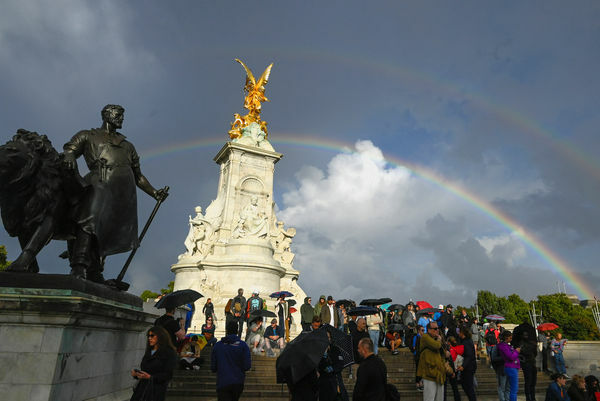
229, 59, 273, 140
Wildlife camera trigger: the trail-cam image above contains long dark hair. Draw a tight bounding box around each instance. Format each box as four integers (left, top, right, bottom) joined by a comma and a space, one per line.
146, 326, 175, 353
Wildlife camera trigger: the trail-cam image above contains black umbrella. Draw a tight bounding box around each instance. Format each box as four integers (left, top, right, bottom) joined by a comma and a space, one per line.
276, 329, 330, 384
347, 306, 379, 316
320, 325, 354, 369
416, 307, 440, 316
287, 299, 297, 306
387, 323, 405, 332
249, 309, 277, 318
360, 298, 392, 306
387, 303, 404, 311
335, 299, 355, 309
154, 289, 203, 309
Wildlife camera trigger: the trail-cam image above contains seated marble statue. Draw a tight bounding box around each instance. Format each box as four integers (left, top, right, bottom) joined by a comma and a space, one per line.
232, 196, 268, 239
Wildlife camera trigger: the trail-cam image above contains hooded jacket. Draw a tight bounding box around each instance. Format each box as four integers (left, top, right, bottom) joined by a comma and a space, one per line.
314, 295, 326, 316
300, 297, 314, 324
210, 334, 251, 389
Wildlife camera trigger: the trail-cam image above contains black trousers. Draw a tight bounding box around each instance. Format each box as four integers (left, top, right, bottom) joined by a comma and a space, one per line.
541, 348, 549, 371
217, 383, 244, 401
460, 368, 477, 401
522, 361, 538, 401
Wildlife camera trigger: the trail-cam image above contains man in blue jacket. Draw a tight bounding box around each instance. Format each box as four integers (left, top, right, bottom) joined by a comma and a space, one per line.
211, 320, 252, 401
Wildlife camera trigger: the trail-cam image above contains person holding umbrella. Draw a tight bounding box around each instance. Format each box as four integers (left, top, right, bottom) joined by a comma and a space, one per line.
155, 308, 185, 349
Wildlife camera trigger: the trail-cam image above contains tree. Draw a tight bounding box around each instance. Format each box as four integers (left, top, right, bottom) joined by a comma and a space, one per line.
0, 245, 10, 271
140, 281, 174, 302
535, 294, 600, 341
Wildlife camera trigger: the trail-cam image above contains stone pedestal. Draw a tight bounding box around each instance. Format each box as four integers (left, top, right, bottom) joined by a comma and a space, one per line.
0, 273, 155, 401
171, 135, 307, 337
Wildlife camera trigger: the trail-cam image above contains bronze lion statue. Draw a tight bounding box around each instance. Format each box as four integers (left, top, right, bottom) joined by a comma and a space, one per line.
0, 129, 80, 273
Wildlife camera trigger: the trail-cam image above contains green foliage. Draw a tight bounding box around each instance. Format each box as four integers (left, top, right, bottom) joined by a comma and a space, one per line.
476, 290, 600, 340
140, 290, 160, 302
535, 294, 600, 341
141, 281, 174, 302
0, 245, 11, 271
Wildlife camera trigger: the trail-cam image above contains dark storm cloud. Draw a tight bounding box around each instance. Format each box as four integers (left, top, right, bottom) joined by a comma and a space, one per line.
1, 1, 598, 301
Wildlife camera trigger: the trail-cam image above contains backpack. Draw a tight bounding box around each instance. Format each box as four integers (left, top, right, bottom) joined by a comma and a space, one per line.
249, 297, 262, 313
491, 344, 504, 368
485, 329, 497, 345
233, 296, 243, 314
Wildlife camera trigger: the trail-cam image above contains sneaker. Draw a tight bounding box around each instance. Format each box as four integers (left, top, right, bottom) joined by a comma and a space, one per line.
349, 373, 353, 379
267, 349, 275, 357
193, 365, 200, 371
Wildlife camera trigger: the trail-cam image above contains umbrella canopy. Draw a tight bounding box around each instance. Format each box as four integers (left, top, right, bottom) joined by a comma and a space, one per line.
154, 289, 203, 309
417, 307, 440, 316
360, 297, 392, 306
270, 291, 294, 298
289, 307, 297, 314
537, 323, 559, 331
416, 301, 433, 309
276, 329, 330, 384
387, 304, 405, 312
321, 325, 354, 369
249, 309, 277, 318
387, 323, 405, 332
347, 306, 379, 316
485, 314, 506, 321
336, 299, 355, 309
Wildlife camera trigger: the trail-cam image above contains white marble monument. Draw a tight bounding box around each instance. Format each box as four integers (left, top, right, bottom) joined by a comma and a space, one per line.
171, 61, 307, 337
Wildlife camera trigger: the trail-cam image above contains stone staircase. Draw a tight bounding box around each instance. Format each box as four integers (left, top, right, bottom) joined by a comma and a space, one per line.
167, 348, 552, 401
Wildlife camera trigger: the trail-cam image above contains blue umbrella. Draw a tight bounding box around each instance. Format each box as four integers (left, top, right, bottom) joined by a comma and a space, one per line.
270, 291, 294, 298
485, 314, 506, 321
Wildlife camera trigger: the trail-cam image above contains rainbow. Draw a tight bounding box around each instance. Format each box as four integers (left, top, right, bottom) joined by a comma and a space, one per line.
196, 48, 600, 180
139, 135, 597, 300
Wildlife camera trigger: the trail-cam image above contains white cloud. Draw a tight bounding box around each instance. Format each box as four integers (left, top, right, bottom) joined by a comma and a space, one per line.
279, 140, 567, 305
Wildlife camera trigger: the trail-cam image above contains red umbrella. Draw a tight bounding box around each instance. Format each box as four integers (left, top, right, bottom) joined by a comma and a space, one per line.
289, 307, 297, 314
537, 323, 559, 331
417, 301, 433, 309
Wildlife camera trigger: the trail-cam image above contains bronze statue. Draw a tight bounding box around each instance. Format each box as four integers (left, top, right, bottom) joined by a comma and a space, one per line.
63, 104, 168, 282
0, 105, 167, 285
0, 129, 79, 273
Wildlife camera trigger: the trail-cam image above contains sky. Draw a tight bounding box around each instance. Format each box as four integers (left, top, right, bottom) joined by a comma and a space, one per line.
1, 1, 599, 307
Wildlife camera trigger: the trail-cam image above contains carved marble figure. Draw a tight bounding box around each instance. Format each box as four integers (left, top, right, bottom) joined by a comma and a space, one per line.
232, 195, 269, 239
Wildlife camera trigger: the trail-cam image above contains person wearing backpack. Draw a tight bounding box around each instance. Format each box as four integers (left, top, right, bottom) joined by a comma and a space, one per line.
491, 336, 509, 401
246, 290, 264, 320
485, 322, 499, 365
498, 330, 521, 401
231, 288, 247, 338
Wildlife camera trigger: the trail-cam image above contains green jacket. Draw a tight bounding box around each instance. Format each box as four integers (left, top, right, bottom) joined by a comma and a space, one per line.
313, 295, 326, 317
300, 297, 314, 324
416, 333, 446, 384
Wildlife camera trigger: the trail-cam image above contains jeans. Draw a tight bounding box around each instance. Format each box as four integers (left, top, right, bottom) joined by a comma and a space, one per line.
521, 361, 538, 401
369, 330, 380, 355
504, 367, 519, 401
497, 371, 510, 401
553, 352, 566, 374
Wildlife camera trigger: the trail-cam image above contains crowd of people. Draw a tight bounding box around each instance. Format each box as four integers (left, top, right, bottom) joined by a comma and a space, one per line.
128, 290, 600, 401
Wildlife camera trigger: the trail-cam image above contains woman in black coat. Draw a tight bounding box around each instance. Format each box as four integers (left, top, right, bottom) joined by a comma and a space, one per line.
131, 326, 178, 401
458, 326, 478, 401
